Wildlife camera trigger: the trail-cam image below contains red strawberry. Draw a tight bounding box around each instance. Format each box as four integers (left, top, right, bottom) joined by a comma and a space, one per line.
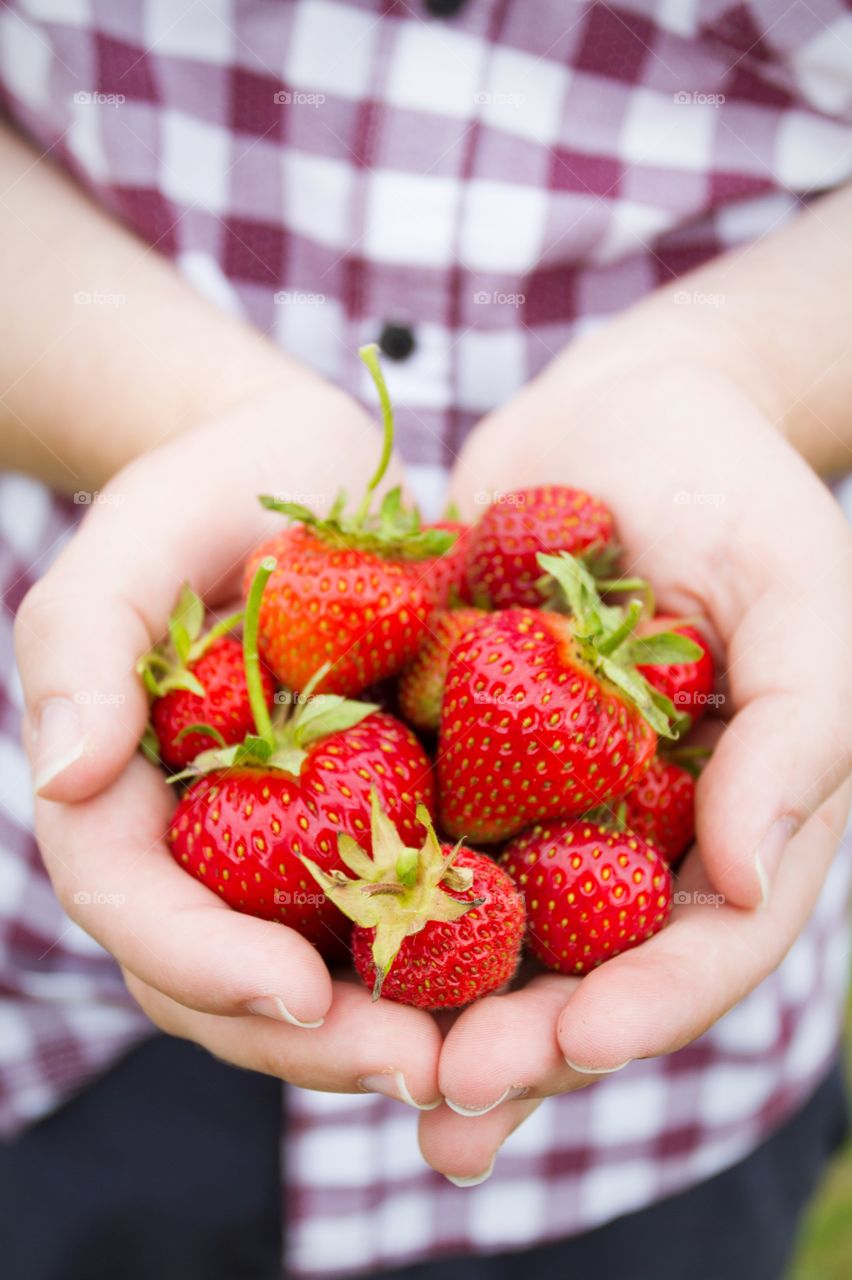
465, 485, 615, 608
423, 519, 473, 605
438, 553, 698, 843
398, 607, 486, 731
302, 794, 525, 1008
247, 346, 455, 697
622, 755, 696, 865
637, 616, 715, 725
137, 585, 274, 770
502, 819, 672, 975
168, 560, 435, 959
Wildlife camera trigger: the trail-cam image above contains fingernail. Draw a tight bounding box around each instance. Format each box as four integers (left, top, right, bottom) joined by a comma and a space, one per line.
754, 817, 798, 905
32, 698, 86, 793
358, 1070, 441, 1111
446, 1085, 527, 1117
446, 1158, 495, 1188
565, 1057, 632, 1075
247, 996, 324, 1028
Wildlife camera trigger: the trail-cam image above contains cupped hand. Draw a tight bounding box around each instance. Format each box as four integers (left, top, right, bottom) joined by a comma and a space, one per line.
15, 382, 442, 1106
418, 354, 852, 1180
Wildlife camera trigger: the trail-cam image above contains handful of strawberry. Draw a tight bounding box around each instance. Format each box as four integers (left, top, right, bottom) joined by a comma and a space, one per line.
137, 345, 717, 1006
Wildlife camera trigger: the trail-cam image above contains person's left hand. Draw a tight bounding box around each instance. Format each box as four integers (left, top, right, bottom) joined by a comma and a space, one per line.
414, 350, 852, 1183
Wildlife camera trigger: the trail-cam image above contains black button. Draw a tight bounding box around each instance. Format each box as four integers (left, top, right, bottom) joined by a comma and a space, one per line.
424, 0, 467, 15
378, 323, 416, 361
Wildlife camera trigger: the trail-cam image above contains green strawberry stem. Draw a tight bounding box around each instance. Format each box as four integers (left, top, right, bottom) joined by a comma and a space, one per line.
597, 600, 642, 657
258, 346, 454, 560
243, 555, 277, 746
355, 343, 394, 527
197, 608, 245, 654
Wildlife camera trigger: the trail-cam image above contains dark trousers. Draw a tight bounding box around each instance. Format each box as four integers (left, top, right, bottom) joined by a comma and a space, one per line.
0, 1035, 846, 1280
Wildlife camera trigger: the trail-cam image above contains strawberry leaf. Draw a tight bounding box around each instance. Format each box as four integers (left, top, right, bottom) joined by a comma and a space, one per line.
624, 632, 704, 666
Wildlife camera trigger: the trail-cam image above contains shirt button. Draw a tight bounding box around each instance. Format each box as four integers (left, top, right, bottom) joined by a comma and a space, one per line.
378, 323, 416, 362
424, 0, 467, 16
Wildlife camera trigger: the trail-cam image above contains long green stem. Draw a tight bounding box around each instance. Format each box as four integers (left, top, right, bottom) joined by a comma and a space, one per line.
354, 343, 394, 526
243, 557, 277, 745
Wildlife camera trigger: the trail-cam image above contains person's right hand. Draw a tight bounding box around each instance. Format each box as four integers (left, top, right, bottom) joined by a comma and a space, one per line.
15, 382, 443, 1109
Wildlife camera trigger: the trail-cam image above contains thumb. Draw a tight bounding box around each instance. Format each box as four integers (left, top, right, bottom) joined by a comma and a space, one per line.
15, 555, 152, 802
696, 575, 852, 909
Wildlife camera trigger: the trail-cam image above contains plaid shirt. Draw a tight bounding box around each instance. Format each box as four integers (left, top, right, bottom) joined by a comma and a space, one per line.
2, 0, 852, 1274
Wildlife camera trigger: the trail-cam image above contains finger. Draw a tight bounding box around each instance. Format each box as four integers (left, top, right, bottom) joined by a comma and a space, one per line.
418, 1097, 541, 1183
14, 457, 261, 803
36, 753, 334, 1026
558, 784, 850, 1071
437, 974, 586, 1114
695, 488, 852, 908
124, 971, 443, 1108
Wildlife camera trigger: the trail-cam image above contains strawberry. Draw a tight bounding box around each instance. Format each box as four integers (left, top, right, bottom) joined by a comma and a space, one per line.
423, 519, 473, 605
437, 552, 700, 843
637, 616, 715, 725
465, 485, 615, 609
398, 607, 486, 732
137, 585, 274, 770
168, 559, 435, 958
502, 818, 672, 975
622, 755, 696, 865
302, 793, 525, 1008
246, 345, 455, 697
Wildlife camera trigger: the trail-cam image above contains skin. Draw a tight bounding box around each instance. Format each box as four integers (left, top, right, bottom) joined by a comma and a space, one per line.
4, 122, 852, 1176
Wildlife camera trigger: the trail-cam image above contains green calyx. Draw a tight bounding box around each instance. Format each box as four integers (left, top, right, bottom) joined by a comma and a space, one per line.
137, 582, 243, 699
537, 552, 703, 740
171, 557, 377, 781
301, 790, 481, 999
259, 345, 455, 561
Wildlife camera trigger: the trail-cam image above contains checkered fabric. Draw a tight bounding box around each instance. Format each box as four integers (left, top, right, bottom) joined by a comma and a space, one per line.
1, 0, 852, 1274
